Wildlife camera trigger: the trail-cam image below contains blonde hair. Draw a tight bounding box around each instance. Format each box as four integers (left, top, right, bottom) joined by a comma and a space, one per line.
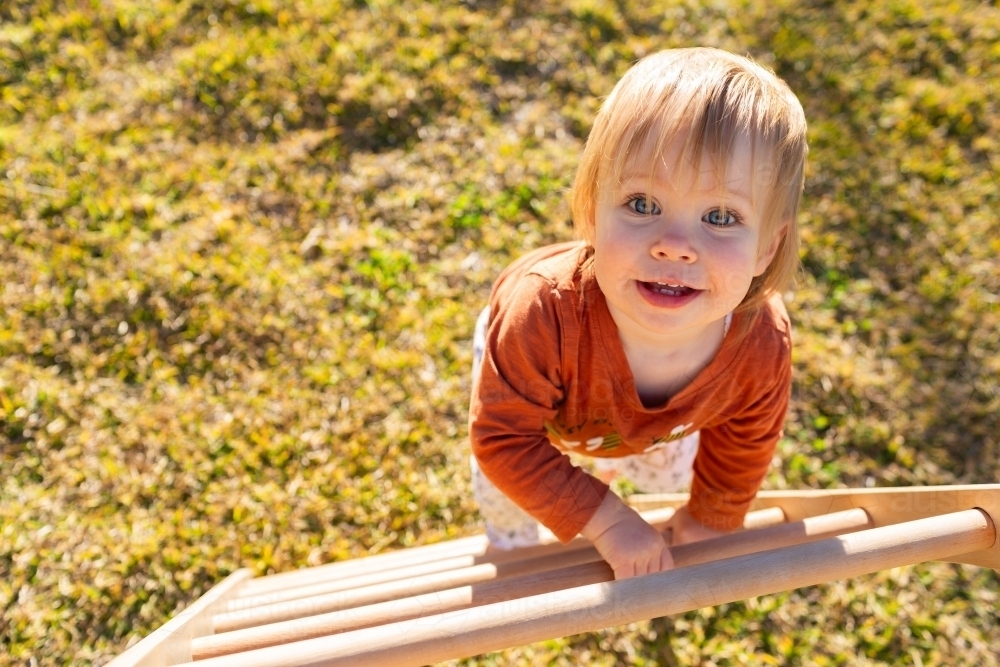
572, 48, 807, 324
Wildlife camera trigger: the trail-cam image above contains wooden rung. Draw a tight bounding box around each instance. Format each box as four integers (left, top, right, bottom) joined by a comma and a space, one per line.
191, 508, 869, 659
180, 508, 995, 667
212, 507, 678, 631
629, 485, 1000, 569
211, 505, 784, 633
212, 545, 603, 633
235, 506, 682, 599
228, 555, 494, 612
738, 505, 785, 529
235, 536, 486, 598
232, 504, 784, 608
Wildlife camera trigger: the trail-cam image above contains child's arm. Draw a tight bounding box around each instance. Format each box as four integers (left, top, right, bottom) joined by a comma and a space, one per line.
471, 271, 611, 545
686, 300, 793, 534
580, 491, 673, 579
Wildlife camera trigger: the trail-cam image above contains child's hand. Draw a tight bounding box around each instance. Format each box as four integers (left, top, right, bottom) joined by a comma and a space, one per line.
581, 492, 673, 579
667, 505, 729, 545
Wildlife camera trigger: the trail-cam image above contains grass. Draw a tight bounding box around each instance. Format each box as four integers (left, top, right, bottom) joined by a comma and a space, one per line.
1, 0, 998, 664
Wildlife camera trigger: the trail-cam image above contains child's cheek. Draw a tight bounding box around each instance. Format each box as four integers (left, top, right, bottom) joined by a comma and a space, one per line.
593, 222, 638, 273
712, 244, 759, 300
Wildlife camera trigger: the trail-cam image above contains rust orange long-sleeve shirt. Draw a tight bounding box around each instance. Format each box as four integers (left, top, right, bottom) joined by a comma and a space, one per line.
469, 241, 792, 542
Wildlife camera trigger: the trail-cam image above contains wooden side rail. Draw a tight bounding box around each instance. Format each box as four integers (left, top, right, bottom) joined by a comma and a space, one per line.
104, 569, 253, 667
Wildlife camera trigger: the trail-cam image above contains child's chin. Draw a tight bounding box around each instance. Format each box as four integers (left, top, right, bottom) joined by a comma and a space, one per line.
634, 305, 727, 336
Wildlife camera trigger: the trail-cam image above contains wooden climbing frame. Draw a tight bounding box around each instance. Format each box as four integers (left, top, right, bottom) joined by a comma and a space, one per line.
107, 484, 1000, 667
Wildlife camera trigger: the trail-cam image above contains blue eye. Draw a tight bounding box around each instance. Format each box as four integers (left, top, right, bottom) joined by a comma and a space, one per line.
627, 196, 660, 216
703, 208, 740, 226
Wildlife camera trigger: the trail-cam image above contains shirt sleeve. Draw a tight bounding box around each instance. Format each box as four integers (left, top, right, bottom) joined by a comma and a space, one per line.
687, 324, 792, 531
469, 275, 609, 543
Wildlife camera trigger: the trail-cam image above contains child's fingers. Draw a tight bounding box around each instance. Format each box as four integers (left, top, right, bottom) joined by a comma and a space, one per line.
659, 547, 675, 572
639, 552, 661, 577
641, 552, 663, 576
613, 561, 636, 580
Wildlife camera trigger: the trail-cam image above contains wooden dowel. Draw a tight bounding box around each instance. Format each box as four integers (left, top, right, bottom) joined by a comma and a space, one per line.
210, 505, 785, 634
228, 556, 487, 611
232, 538, 606, 610
212, 547, 604, 633
180, 508, 996, 667
674, 507, 869, 566
233, 504, 784, 605
202, 561, 611, 656
627, 485, 1000, 569
216, 507, 686, 628
237, 532, 607, 600
235, 536, 488, 598
192, 508, 866, 659
235, 507, 681, 599
740, 506, 785, 529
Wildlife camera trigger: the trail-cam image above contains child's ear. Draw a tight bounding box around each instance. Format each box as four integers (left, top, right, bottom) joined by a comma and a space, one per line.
754, 222, 787, 277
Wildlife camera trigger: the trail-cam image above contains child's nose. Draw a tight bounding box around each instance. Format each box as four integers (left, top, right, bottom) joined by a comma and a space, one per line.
650, 231, 698, 263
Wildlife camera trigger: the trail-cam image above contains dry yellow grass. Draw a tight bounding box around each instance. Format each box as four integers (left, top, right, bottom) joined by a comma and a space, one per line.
1, 0, 998, 664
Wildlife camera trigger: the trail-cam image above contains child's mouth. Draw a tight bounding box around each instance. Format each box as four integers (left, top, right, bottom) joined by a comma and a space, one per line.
640, 281, 697, 297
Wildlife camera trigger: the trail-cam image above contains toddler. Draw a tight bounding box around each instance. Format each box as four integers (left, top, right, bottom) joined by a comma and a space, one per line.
469, 48, 807, 579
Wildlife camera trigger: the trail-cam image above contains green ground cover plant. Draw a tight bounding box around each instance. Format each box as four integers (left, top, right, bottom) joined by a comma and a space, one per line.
1, 0, 998, 664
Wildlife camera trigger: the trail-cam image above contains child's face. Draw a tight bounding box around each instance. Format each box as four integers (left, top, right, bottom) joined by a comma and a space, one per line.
593, 133, 780, 341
